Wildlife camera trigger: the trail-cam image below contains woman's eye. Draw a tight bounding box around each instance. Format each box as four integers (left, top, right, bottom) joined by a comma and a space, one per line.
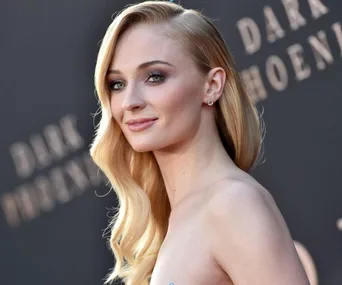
107, 72, 165, 92
108, 81, 125, 91
146, 72, 165, 83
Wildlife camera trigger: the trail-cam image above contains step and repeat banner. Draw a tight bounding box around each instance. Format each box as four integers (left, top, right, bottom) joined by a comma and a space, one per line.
0, 0, 341, 284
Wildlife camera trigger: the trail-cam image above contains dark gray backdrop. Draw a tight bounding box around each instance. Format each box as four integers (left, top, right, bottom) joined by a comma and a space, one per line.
0, 0, 341, 284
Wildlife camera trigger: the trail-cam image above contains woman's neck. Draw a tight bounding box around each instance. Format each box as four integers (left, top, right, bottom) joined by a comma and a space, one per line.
153, 130, 237, 212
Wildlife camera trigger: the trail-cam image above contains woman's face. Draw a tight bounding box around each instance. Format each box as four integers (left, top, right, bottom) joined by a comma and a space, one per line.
106, 23, 208, 152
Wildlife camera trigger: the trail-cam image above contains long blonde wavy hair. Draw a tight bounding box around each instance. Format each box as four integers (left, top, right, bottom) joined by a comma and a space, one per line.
90, 1, 263, 284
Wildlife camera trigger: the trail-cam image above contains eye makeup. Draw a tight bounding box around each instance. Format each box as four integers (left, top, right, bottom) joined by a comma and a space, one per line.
106, 70, 167, 92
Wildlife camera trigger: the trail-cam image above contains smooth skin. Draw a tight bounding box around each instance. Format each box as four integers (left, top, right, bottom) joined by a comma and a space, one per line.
106, 22, 310, 285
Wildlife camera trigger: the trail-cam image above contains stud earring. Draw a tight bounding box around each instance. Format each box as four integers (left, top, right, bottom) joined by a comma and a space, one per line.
207, 99, 214, 106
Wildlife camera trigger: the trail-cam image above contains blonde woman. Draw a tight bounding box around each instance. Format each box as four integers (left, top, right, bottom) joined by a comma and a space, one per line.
90, 1, 310, 284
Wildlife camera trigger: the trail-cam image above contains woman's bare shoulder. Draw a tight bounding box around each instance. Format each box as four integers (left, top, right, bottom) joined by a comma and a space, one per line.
203, 172, 286, 245
202, 174, 310, 284
206, 172, 276, 211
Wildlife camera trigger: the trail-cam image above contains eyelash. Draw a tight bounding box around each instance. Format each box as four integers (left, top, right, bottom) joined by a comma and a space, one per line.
107, 71, 166, 92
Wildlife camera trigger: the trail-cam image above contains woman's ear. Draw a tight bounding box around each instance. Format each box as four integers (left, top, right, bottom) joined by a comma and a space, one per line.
203, 67, 226, 104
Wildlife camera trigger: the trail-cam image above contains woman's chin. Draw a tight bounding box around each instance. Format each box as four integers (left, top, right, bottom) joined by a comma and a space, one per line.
130, 143, 156, 153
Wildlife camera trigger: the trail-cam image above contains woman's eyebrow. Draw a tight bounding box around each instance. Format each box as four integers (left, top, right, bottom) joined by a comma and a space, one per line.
106, 60, 175, 75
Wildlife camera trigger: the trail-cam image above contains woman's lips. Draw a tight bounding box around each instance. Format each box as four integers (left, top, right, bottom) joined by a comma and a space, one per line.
127, 119, 157, 132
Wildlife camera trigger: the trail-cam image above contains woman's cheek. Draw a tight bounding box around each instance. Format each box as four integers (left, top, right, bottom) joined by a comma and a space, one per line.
162, 88, 187, 107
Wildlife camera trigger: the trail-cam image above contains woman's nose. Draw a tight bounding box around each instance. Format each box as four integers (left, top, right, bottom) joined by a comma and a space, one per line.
121, 84, 146, 111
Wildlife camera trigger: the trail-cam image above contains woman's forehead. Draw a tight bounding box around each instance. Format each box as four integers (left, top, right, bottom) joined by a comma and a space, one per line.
111, 25, 188, 72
